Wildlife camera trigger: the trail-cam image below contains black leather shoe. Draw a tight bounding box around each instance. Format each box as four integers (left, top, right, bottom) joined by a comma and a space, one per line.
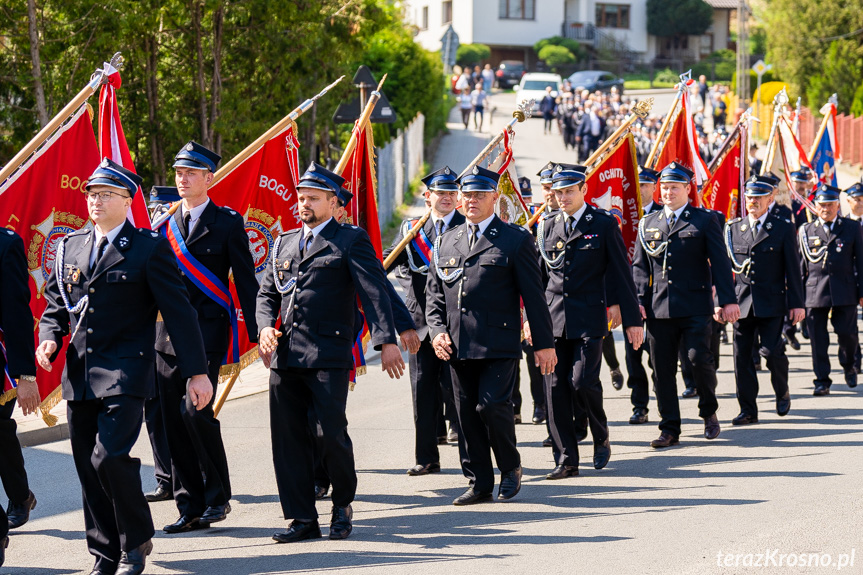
546, 464, 579, 479
776, 392, 791, 416
498, 466, 522, 500
732, 412, 759, 425
115, 539, 152, 575
453, 487, 493, 506
7, 490, 36, 529
704, 414, 721, 440
314, 484, 329, 500
329, 505, 353, 540
407, 462, 441, 476
629, 408, 648, 424
650, 432, 679, 448
532, 404, 547, 424
163, 515, 209, 534
784, 331, 801, 350
681, 387, 698, 398
144, 485, 172, 503
846, 372, 858, 388
0, 536, 7, 568
437, 435, 449, 445
813, 385, 830, 396
88, 567, 115, 575
593, 438, 611, 469
273, 520, 322, 543
541, 436, 553, 447
610, 368, 624, 390
200, 502, 231, 524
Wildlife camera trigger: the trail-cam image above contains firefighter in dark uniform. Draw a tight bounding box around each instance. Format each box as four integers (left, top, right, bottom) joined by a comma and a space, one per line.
626, 166, 661, 424
37, 159, 209, 575
726, 175, 805, 425
141, 185, 180, 503
632, 163, 738, 448
516, 175, 548, 427
535, 164, 643, 479
537, 161, 561, 214
799, 184, 863, 394
426, 166, 555, 505
843, 182, 863, 375
0, 228, 38, 569
154, 142, 260, 534
383, 166, 463, 476
257, 163, 404, 543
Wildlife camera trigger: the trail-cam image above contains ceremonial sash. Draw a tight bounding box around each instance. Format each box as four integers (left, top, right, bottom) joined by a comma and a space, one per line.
163, 216, 239, 365
0, 328, 16, 405
410, 219, 434, 266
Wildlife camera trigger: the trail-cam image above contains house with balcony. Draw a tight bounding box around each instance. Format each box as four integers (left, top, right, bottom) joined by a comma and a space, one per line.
405, 0, 735, 68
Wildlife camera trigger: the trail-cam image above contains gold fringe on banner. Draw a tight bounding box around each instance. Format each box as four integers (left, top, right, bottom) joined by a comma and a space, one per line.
217, 345, 260, 384
38, 385, 63, 427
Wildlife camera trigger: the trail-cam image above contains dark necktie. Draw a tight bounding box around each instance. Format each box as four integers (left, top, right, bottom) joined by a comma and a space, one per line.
94, 236, 108, 268
667, 212, 676, 229
300, 231, 313, 257
567, 216, 576, 236
435, 219, 444, 240
468, 224, 479, 249
752, 220, 760, 237
182, 211, 192, 240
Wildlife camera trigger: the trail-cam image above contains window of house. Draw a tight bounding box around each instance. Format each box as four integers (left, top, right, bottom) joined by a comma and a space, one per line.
499, 0, 536, 20
419, 6, 428, 30
595, 4, 630, 29
442, 1, 452, 24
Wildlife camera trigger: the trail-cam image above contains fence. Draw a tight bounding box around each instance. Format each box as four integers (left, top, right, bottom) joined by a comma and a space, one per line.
792, 107, 863, 167
375, 113, 425, 229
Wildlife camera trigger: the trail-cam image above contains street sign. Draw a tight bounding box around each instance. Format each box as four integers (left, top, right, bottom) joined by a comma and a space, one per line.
751, 59, 771, 76
441, 25, 459, 71
333, 65, 397, 124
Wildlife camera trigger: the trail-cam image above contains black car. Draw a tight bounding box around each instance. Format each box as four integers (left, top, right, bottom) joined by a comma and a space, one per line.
567, 70, 624, 94
496, 60, 525, 89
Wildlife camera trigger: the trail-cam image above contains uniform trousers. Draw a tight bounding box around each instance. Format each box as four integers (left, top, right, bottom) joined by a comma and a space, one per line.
269, 366, 355, 520
646, 315, 719, 437
449, 358, 520, 494
514, 342, 546, 414
806, 306, 859, 387
157, 351, 230, 517
547, 336, 606, 467
0, 398, 30, 541
67, 396, 154, 571
733, 315, 788, 416
625, 338, 654, 413
144, 388, 172, 492
411, 338, 460, 465
601, 333, 620, 370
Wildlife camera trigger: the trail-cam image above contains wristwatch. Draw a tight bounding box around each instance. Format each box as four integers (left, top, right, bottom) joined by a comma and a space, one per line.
19, 375, 36, 382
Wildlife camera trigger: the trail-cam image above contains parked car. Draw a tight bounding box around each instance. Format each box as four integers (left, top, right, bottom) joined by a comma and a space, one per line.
514, 73, 562, 113
567, 70, 625, 94
495, 60, 525, 89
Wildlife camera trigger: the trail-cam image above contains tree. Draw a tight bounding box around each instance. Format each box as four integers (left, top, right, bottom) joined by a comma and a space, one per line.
538, 45, 575, 73
534, 36, 586, 63
805, 40, 863, 115
646, 0, 713, 38
455, 43, 490, 67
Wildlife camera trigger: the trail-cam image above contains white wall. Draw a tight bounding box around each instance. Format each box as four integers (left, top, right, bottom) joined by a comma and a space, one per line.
407, 0, 475, 51
469, 0, 565, 48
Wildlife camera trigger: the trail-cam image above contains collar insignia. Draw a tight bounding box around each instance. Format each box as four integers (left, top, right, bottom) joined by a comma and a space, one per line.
585, 214, 592, 221
118, 236, 128, 248
766, 222, 772, 230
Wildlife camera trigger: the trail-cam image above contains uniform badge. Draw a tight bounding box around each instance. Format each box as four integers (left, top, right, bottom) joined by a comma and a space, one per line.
654, 232, 661, 239
684, 210, 690, 218
585, 214, 593, 221
100, 158, 109, 168
67, 284, 72, 293
741, 224, 747, 232
814, 238, 821, 246
836, 241, 843, 253
472, 166, 479, 175
556, 214, 562, 222
556, 240, 564, 249
766, 222, 772, 230
119, 236, 128, 248
283, 261, 289, 269
150, 231, 158, 238
449, 257, 456, 265
72, 269, 80, 282
444, 167, 451, 175
186, 143, 194, 151
488, 227, 498, 237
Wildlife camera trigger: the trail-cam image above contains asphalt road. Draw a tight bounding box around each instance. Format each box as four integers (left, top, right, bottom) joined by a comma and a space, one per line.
3, 90, 862, 575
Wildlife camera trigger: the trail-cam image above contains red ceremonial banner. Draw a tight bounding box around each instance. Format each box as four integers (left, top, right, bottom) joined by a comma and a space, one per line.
206, 126, 302, 377
700, 133, 742, 219
0, 106, 99, 422
654, 97, 710, 206
585, 132, 642, 260
341, 124, 382, 258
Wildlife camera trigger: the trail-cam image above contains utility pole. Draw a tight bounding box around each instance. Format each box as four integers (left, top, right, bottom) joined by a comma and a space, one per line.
736, 0, 750, 107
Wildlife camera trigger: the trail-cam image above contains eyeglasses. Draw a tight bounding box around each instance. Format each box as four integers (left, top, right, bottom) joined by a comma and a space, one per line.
84, 190, 130, 202
460, 192, 492, 200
